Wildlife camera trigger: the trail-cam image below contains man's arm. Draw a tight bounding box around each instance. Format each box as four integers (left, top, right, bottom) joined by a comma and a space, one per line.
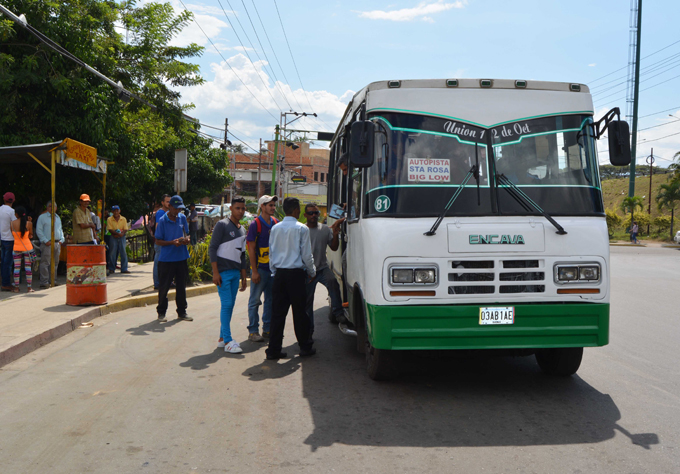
36, 215, 47, 243
300, 226, 316, 278
153, 219, 178, 247
269, 227, 277, 275
246, 240, 260, 284
328, 218, 345, 251
208, 222, 224, 286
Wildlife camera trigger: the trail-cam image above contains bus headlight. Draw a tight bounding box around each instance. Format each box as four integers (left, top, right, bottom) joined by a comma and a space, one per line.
414, 269, 436, 284
392, 269, 414, 284
557, 266, 578, 281
579, 266, 600, 281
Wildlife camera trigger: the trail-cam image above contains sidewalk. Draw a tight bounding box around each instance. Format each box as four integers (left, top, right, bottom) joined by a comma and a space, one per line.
0, 262, 217, 368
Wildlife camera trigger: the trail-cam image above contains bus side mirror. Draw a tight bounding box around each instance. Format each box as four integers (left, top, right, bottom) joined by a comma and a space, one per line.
607, 120, 631, 167
349, 121, 375, 168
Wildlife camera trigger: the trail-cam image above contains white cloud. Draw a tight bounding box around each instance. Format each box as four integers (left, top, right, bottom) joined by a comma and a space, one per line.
176, 54, 353, 151
356, 0, 466, 22
589, 63, 597, 67
171, 13, 229, 48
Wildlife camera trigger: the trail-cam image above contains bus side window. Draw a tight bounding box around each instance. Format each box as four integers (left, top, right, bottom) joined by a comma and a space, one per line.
327, 144, 336, 207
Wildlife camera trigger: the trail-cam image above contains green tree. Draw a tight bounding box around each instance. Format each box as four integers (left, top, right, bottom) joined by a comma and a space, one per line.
620, 195, 644, 226
656, 180, 680, 239
0, 0, 229, 220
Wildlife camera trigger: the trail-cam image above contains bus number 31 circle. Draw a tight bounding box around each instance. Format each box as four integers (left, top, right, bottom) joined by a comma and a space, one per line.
375, 195, 391, 212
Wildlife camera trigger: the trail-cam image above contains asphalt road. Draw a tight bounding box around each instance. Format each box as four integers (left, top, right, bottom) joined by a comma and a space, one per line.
0, 246, 678, 473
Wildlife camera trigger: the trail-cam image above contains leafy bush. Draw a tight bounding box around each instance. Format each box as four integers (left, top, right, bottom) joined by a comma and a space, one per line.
187, 234, 212, 282
605, 208, 622, 236
653, 215, 672, 232
623, 212, 651, 231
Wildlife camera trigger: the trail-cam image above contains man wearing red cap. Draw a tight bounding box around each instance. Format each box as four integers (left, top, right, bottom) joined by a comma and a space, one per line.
73, 194, 97, 244
0, 192, 17, 290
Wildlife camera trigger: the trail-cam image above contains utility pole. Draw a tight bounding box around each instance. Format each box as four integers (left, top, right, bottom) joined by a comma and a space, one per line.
646, 148, 654, 234
257, 138, 262, 199
628, 0, 643, 197
225, 118, 233, 202
271, 125, 279, 196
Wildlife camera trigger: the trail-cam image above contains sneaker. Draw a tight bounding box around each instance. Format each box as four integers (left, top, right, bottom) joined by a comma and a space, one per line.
178, 314, 193, 321
262, 331, 271, 339
225, 341, 242, 354
299, 348, 317, 357
217, 338, 226, 348
248, 332, 265, 342
157, 314, 167, 322
266, 351, 287, 360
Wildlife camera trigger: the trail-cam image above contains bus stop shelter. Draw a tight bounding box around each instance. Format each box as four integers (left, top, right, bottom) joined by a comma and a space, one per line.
0, 139, 108, 287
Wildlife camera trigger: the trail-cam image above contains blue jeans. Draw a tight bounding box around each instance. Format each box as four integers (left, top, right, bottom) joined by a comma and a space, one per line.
1, 240, 14, 287
153, 243, 161, 287
306, 266, 343, 333
109, 236, 128, 272
247, 268, 273, 334
217, 269, 241, 343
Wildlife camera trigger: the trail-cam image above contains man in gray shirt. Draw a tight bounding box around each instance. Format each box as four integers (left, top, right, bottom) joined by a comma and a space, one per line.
304, 204, 345, 333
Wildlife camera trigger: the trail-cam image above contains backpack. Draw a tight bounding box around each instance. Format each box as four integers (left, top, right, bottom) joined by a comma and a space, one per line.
253, 215, 278, 265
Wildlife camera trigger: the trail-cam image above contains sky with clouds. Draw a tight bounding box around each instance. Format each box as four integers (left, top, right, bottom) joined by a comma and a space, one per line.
160, 0, 680, 165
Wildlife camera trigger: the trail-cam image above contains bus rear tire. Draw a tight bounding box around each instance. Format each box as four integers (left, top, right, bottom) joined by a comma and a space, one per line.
535, 347, 583, 376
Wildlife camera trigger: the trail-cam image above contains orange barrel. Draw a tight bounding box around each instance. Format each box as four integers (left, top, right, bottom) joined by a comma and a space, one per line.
66, 244, 107, 305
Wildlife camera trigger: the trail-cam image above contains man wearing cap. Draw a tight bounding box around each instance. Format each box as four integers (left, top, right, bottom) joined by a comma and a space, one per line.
245, 195, 278, 342
154, 195, 193, 322
0, 192, 18, 291
36, 201, 64, 289
107, 205, 130, 274
188, 203, 199, 246
73, 194, 97, 245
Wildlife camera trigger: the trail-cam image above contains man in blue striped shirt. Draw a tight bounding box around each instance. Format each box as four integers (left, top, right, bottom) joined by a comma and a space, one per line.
265, 197, 316, 360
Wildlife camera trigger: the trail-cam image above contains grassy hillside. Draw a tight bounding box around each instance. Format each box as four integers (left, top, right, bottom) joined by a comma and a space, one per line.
602, 173, 674, 219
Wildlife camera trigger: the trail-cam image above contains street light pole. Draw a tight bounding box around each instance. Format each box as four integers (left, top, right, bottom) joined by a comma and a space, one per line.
271, 125, 279, 196
258, 138, 262, 199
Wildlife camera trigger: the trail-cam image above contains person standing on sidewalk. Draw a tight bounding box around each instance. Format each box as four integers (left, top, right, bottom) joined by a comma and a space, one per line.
245, 195, 278, 343
304, 204, 346, 333
0, 192, 17, 291
10, 206, 35, 293
188, 203, 199, 246
154, 195, 193, 322
36, 201, 64, 289
107, 205, 130, 274
631, 221, 639, 244
73, 194, 97, 245
265, 197, 316, 360
152, 194, 171, 289
209, 197, 248, 354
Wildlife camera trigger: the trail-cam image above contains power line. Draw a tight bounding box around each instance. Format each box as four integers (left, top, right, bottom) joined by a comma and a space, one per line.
638, 119, 680, 132
215, 0, 284, 112
591, 51, 680, 92
640, 130, 680, 144
639, 106, 680, 119
250, 0, 305, 113
176, 0, 278, 121
236, 0, 295, 110
590, 38, 680, 84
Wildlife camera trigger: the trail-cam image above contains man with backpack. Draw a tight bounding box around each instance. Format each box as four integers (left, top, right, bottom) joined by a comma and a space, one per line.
245, 195, 279, 342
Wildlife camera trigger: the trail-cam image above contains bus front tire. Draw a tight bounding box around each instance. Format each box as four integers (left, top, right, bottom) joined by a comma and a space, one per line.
365, 335, 398, 381
535, 347, 583, 376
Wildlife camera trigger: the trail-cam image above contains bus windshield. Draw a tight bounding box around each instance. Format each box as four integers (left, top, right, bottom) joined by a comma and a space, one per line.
363, 113, 603, 217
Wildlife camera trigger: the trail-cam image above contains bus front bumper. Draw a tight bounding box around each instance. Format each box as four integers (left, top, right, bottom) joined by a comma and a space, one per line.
364, 303, 609, 351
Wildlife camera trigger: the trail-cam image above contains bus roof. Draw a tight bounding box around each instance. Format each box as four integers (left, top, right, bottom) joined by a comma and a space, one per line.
334, 79, 595, 138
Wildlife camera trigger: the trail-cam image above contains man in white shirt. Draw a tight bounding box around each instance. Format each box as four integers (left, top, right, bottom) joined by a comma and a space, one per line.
0, 192, 17, 291
35, 201, 65, 289
265, 197, 316, 360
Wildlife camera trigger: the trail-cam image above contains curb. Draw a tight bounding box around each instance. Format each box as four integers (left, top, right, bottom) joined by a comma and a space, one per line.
0, 283, 224, 369
610, 243, 647, 247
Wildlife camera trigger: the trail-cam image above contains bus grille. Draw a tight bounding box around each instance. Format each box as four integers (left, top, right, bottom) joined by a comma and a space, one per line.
448, 259, 545, 296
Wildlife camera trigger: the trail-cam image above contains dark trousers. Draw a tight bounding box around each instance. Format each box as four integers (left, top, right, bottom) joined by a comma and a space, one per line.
1, 240, 14, 287
266, 268, 313, 356
156, 260, 188, 316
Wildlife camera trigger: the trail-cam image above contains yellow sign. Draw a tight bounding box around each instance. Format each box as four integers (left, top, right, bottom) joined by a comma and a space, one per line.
63, 138, 97, 167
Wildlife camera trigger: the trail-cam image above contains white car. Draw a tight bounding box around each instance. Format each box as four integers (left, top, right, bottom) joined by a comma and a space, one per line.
674, 231, 680, 244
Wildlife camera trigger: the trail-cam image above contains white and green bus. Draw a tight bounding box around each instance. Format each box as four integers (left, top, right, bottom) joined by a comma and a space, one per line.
325, 78, 630, 380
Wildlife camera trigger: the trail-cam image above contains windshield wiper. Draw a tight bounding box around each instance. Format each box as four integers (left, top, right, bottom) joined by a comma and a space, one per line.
425, 163, 479, 236
496, 174, 567, 235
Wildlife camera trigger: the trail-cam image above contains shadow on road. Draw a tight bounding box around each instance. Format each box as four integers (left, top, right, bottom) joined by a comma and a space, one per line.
299, 307, 660, 452
126, 319, 181, 336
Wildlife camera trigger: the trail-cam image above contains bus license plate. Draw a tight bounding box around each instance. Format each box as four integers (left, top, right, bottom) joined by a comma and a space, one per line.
479, 307, 515, 325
